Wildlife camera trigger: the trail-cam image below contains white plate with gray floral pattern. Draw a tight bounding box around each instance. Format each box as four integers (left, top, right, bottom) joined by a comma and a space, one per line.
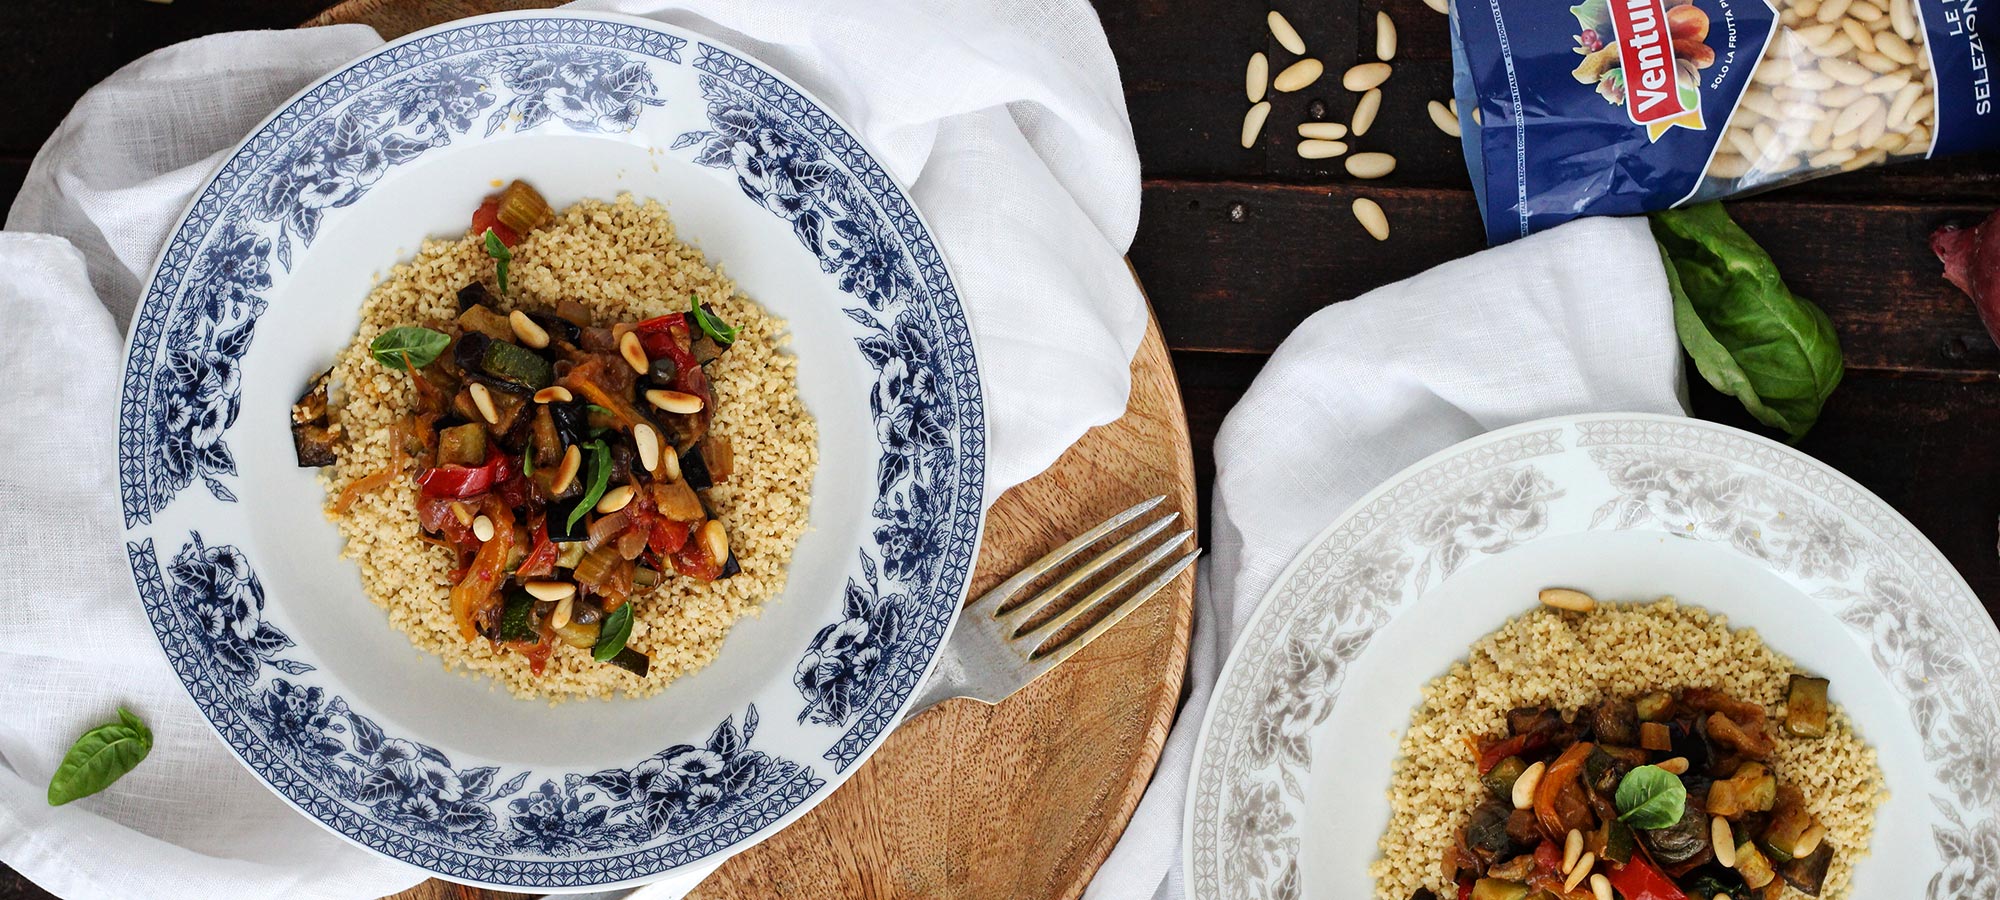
1183, 413, 1999, 900
115, 11, 985, 891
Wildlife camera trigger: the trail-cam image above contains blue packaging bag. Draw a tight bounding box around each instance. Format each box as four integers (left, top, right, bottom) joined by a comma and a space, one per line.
1452, 0, 1998, 243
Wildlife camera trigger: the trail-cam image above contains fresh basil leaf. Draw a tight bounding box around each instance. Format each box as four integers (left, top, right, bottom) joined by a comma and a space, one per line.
522, 444, 534, 479
593, 603, 634, 661
1615, 764, 1687, 829
584, 404, 617, 418
483, 228, 512, 295
1651, 203, 1843, 442
690, 295, 738, 346
47, 708, 153, 806
369, 326, 451, 372
566, 440, 611, 532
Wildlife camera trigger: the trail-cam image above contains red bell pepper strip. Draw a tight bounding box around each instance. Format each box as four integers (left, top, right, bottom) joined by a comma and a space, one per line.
516, 519, 558, 579
470, 196, 520, 247
1534, 741, 1595, 843
1477, 732, 1550, 775
448, 498, 515, 640
633, 314, 714, 411
417, 446, 515, 499
1604, 850, 1689, 900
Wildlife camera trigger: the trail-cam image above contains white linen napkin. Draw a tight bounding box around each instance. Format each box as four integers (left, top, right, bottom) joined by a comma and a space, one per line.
0, 2, 1143, 898
1084, 216, 1690, 900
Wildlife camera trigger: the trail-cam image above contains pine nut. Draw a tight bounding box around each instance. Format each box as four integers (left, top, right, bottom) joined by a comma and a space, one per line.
596, 484, 636, 514
1591, 874, 1614, 900
1821, 57, 1874, 85
618, 331, 649, 374
534, 385, 573, 404
1511, 761, 1545, 809
1890, 0, 1916, 38
1352, 197, 1389, 241
1564, 852, 1595, 891
646, 389, 705, 415
1351, 89, 1383, 136
1842, 18, 1876, 52
549, 596, 574, 630
1298, 139, 1348, 159
1875, 31, 1916, 63
1267, 10, 1307, 54
1849, 0, 1884, 19
1345, 151, 1396, 179
1376, 12, 1398, 61
1449, 98, 1458, 116
1247, 53, 1270, 103
1298, 121, 1348, 139
1816, 0, 1853, 23
1343, 62, 1392, 92
450, 501, 475, 526
700, 518, 730, 564
1563, 829, 1584, 873
468, 382, 500, 425
508, 310, 550, 349
1427, 100, 1461, 136
633, 422, 662, 474
524, 581, 576, 602
551, 444, 582, 494
471, 515, 495, 542
1273, 58, 1324, 92
1713, 817, 1738, 867
659, 441, 683, 483
1243, 101, 1273, 148
1540, 587, 1597, 611
1794, 821, 1828, 857
1658, 756, 1690, 774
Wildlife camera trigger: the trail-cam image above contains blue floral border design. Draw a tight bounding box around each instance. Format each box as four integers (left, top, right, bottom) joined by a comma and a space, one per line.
671, 44, 984, 771
115, 14, 986, 887
130, 533, 821, 881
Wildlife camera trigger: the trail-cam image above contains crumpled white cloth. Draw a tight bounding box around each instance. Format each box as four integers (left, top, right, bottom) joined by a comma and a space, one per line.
0, 1, 1143, 898
1085, 216, 1690, 900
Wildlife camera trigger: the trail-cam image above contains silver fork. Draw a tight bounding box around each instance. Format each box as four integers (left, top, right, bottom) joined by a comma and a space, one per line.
909, 495, 1199, 712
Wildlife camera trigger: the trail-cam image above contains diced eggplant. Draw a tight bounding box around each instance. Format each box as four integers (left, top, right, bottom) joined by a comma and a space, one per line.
700, 435, 734, 484
556, 299, 594, 327
1784, 675, 1831, 738
530, 406, 561, 466
480, 339, 554, 391
548, 401, 590, 448
1778, 844, 1832, 896
1484, 855, 1535, 882
1482, 756, 1528, 802
1707, 710, 1778, 759
437, 422, 488, 466
653, 479, 705, 522
526, 311, 581, 347
1588, 698, 1638, 746
1503, 808, 1540, 847
1635, 690, 1675, 722
548, 496, 591, 542
1640, 721, 1673, 752
1465, 799, 1513, 858
679, 442, 713, 490
1600, 819, 1635, 864
692, 331, 726, 365
1584, 745, 1627, 795
1761, 785, 1813, 860
604, 646, 650, 677
606, 441, 635, 486
1707, 762, 1776, 817
1467, 879, 1528, 900
647, 355, 679, 386
457, 282, 496, 312
291, 368, 340, 467
497, 587, 537, 643
553, 617, 600, 650
1671, 717, 1719, 775
1638, 805, 1710, 866
458, 304, 514, 341
719, 550, 741, 579
1506, 707, 1562, 737
1735, 839, 1778, 889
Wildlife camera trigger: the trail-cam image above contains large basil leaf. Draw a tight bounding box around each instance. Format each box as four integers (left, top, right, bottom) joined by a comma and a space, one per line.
47, 708, 152, 805
1651, 203, 1843, 442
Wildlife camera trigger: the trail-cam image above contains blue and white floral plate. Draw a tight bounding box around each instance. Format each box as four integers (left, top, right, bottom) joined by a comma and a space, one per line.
1185, 413, 2000, 900
115, 12, 985, 890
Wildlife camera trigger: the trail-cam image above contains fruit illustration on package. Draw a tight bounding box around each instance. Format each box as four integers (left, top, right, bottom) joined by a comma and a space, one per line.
1571, 0, 1715, 136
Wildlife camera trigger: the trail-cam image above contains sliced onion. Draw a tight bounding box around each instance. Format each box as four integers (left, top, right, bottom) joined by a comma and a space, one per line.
585, 510, 629, 551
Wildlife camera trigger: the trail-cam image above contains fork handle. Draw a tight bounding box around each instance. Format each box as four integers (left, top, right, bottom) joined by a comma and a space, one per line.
904, 617, 1001, 716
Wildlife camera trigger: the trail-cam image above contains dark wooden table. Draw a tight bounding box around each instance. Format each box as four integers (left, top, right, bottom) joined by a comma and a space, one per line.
6, 0, 1999, 898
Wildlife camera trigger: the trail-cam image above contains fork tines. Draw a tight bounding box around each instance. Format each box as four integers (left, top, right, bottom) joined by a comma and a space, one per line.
977, 495, 1199, 667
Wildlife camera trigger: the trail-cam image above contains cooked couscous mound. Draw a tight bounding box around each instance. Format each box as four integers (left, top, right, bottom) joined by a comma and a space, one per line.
1372, 599, 1885, 900
319, 196, 816, 702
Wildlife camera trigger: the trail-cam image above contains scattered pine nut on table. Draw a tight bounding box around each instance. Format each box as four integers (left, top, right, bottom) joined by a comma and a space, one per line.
1352, 197, 1389, 241
1266, 9, 1306, 54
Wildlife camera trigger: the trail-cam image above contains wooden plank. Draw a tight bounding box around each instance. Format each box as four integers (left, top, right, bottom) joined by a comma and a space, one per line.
1096, 0, 2000, 199
1133, 179, 2000, 376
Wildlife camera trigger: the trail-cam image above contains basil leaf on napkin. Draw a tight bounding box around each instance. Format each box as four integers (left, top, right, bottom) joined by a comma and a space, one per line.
1615, 764, 1687, 829
1651, 203, 1843, 442
369, 326, 450, 372
47, 708, 153, 806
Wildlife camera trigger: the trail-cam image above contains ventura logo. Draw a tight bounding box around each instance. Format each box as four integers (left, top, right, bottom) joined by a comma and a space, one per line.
1609, 0, 1706, 138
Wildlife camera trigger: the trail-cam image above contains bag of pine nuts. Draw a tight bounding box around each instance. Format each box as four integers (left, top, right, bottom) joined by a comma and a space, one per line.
1449, 0, 1993, 243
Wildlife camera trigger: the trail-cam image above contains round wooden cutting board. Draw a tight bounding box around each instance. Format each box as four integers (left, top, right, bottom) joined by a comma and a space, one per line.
303, 5, 1198, 898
